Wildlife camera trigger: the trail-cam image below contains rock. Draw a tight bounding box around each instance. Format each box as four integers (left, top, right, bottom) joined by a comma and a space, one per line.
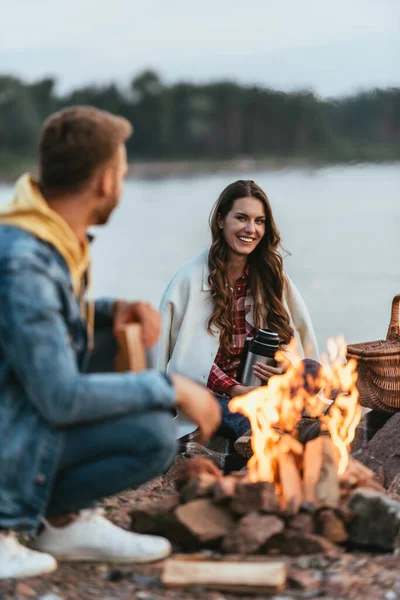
315, 508, 348, 543
174, 455, 223, 489
107, 569, 124, 582
357, 413, 400, 488
288, 569, 322, 592
38, 595, 64, 600
388, 474, 400, 496
266, 530, 340, 556
230, 481, 279, 515
15, 583, 36, 598
180, 473, 219, 503
130, 493, 180, 534
221, 512, 284, 554
175, 498, 236, 544
131, 572, 160, 587
347, 487, 400, 551
183, 443, 226, 471
288, 512, 315, 535
212, 475, 238, 504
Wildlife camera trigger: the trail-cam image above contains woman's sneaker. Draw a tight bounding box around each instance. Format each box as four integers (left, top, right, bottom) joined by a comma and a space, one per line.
0, 532, 57, 579
31, 509, 171, 563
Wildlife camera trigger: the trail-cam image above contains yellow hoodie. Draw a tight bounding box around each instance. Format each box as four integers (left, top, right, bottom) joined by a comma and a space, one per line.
0, 173, 94, 345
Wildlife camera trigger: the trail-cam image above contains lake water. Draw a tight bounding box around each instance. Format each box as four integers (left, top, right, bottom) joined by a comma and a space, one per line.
1, 164, 399, 353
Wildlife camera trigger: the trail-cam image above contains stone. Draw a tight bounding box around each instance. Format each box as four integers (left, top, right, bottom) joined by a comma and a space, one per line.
175, 498, 236, 544
230, 481, 280, 515
315, 508, 348, 543
357, 412, 400, 488
183, 443, 226, 471
212, 475, 238, 504
15, 584, 36, 598
180, 473, 219, 503
130, 493, 180, 535
347, 487, 400, 551
288, 569, 322, 592
266, 530, 340, 556
288, 512, 315, 535
174, 455, 223, 488
388, 474, 400, 496
221, 512, 284, 554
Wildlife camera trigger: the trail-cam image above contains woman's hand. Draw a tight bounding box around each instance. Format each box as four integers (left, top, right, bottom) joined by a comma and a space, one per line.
229, 384, 257, 397
252, 361, 285, 383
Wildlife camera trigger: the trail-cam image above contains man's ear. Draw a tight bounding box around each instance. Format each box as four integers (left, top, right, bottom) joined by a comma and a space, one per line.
98, 166, 114, 197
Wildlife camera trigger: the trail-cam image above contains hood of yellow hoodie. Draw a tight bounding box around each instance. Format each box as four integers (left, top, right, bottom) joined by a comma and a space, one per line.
0, 173, 90, 296
0, 174, 95, 348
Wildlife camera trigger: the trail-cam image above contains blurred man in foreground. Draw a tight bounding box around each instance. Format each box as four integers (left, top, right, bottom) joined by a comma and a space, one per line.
0, 106, 221, 579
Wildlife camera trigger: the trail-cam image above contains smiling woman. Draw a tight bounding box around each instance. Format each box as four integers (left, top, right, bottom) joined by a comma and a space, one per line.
153, 180, 319, 440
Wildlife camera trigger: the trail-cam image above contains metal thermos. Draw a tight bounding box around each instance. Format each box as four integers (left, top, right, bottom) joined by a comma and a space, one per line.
238, 329, 280, 387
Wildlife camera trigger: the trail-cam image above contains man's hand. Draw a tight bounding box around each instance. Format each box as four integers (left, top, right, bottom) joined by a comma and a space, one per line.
113, 300, 161, 349
170, 374, 222, 443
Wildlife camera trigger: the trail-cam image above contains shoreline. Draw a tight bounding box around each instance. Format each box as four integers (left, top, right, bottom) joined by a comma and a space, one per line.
0, 156, 399, 184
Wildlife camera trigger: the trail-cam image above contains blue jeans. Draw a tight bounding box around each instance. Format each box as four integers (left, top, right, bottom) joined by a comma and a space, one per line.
47, 410, 177, 517
46, 325, 178, 517
216, 359, 322, 441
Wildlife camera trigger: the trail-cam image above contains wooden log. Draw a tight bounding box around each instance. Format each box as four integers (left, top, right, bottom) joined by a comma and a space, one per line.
115, 323, 146, 372
162, 559, 287, 594
316, 437, 340, 508
278, 450, 303, 513
303, 436, 324, 504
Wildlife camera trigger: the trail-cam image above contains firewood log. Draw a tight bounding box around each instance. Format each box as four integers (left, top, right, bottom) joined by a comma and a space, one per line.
278, 450, 303, 513
162, 559, 287, 594
115, 323, 146, 372
303, 436, 324, 504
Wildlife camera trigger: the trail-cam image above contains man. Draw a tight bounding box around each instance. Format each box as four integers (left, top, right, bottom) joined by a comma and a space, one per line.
0, 106, 221, 580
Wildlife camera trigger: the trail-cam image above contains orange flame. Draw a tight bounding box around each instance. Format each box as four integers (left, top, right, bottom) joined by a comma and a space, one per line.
229, 337, 361, 483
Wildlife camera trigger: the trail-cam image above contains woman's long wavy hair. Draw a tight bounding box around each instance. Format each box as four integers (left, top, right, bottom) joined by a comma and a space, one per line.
207, 180, 293, 357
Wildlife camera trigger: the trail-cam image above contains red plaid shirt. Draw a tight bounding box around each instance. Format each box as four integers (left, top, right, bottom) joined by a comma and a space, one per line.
207, 269, 256, 397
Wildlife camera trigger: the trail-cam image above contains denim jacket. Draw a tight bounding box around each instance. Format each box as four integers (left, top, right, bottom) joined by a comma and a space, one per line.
0, 225, 176, 533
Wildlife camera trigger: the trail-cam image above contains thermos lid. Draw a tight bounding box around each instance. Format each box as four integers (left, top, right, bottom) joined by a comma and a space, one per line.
254, 329, 280, 348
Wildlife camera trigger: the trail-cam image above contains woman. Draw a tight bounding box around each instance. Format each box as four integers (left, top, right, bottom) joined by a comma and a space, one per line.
154, 180, 319, 439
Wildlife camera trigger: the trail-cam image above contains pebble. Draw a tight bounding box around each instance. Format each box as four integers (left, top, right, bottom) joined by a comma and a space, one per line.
107, 569, 124, 582
135, 593, 153, 600
15, 583, 36, 597
385, 592, 397, 600
131, 573, 160, 587
38, 595, 64, 600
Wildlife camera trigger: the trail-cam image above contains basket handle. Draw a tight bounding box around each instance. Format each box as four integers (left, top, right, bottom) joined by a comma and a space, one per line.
386, 294, 400, 340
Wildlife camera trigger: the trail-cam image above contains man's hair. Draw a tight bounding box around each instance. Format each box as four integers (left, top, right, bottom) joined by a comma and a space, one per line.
39, 106, 133, 193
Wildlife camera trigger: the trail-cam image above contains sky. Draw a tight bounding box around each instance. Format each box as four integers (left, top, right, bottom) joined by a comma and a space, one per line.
1, 0, 399, 98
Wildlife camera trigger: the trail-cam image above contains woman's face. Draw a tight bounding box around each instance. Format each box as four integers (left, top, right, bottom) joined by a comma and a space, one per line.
218, 196, 266, 257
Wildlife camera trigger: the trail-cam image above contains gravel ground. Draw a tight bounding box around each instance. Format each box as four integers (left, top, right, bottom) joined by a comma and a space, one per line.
1, 463, 400, 600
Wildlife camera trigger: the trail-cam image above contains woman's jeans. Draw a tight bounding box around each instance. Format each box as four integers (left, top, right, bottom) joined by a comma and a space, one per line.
216, 358, 322, 441
46, 325, 178, 517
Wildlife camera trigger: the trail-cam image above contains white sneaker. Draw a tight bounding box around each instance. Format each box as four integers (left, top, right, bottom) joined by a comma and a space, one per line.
31, 509, 172, 563
0, 532, 57, 579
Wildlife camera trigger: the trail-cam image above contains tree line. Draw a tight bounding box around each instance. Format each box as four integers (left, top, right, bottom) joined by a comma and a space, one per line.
0, 70, 399, 172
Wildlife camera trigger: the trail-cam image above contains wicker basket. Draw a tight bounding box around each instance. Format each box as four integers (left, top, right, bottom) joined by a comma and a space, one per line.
346, 294, 400, 413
